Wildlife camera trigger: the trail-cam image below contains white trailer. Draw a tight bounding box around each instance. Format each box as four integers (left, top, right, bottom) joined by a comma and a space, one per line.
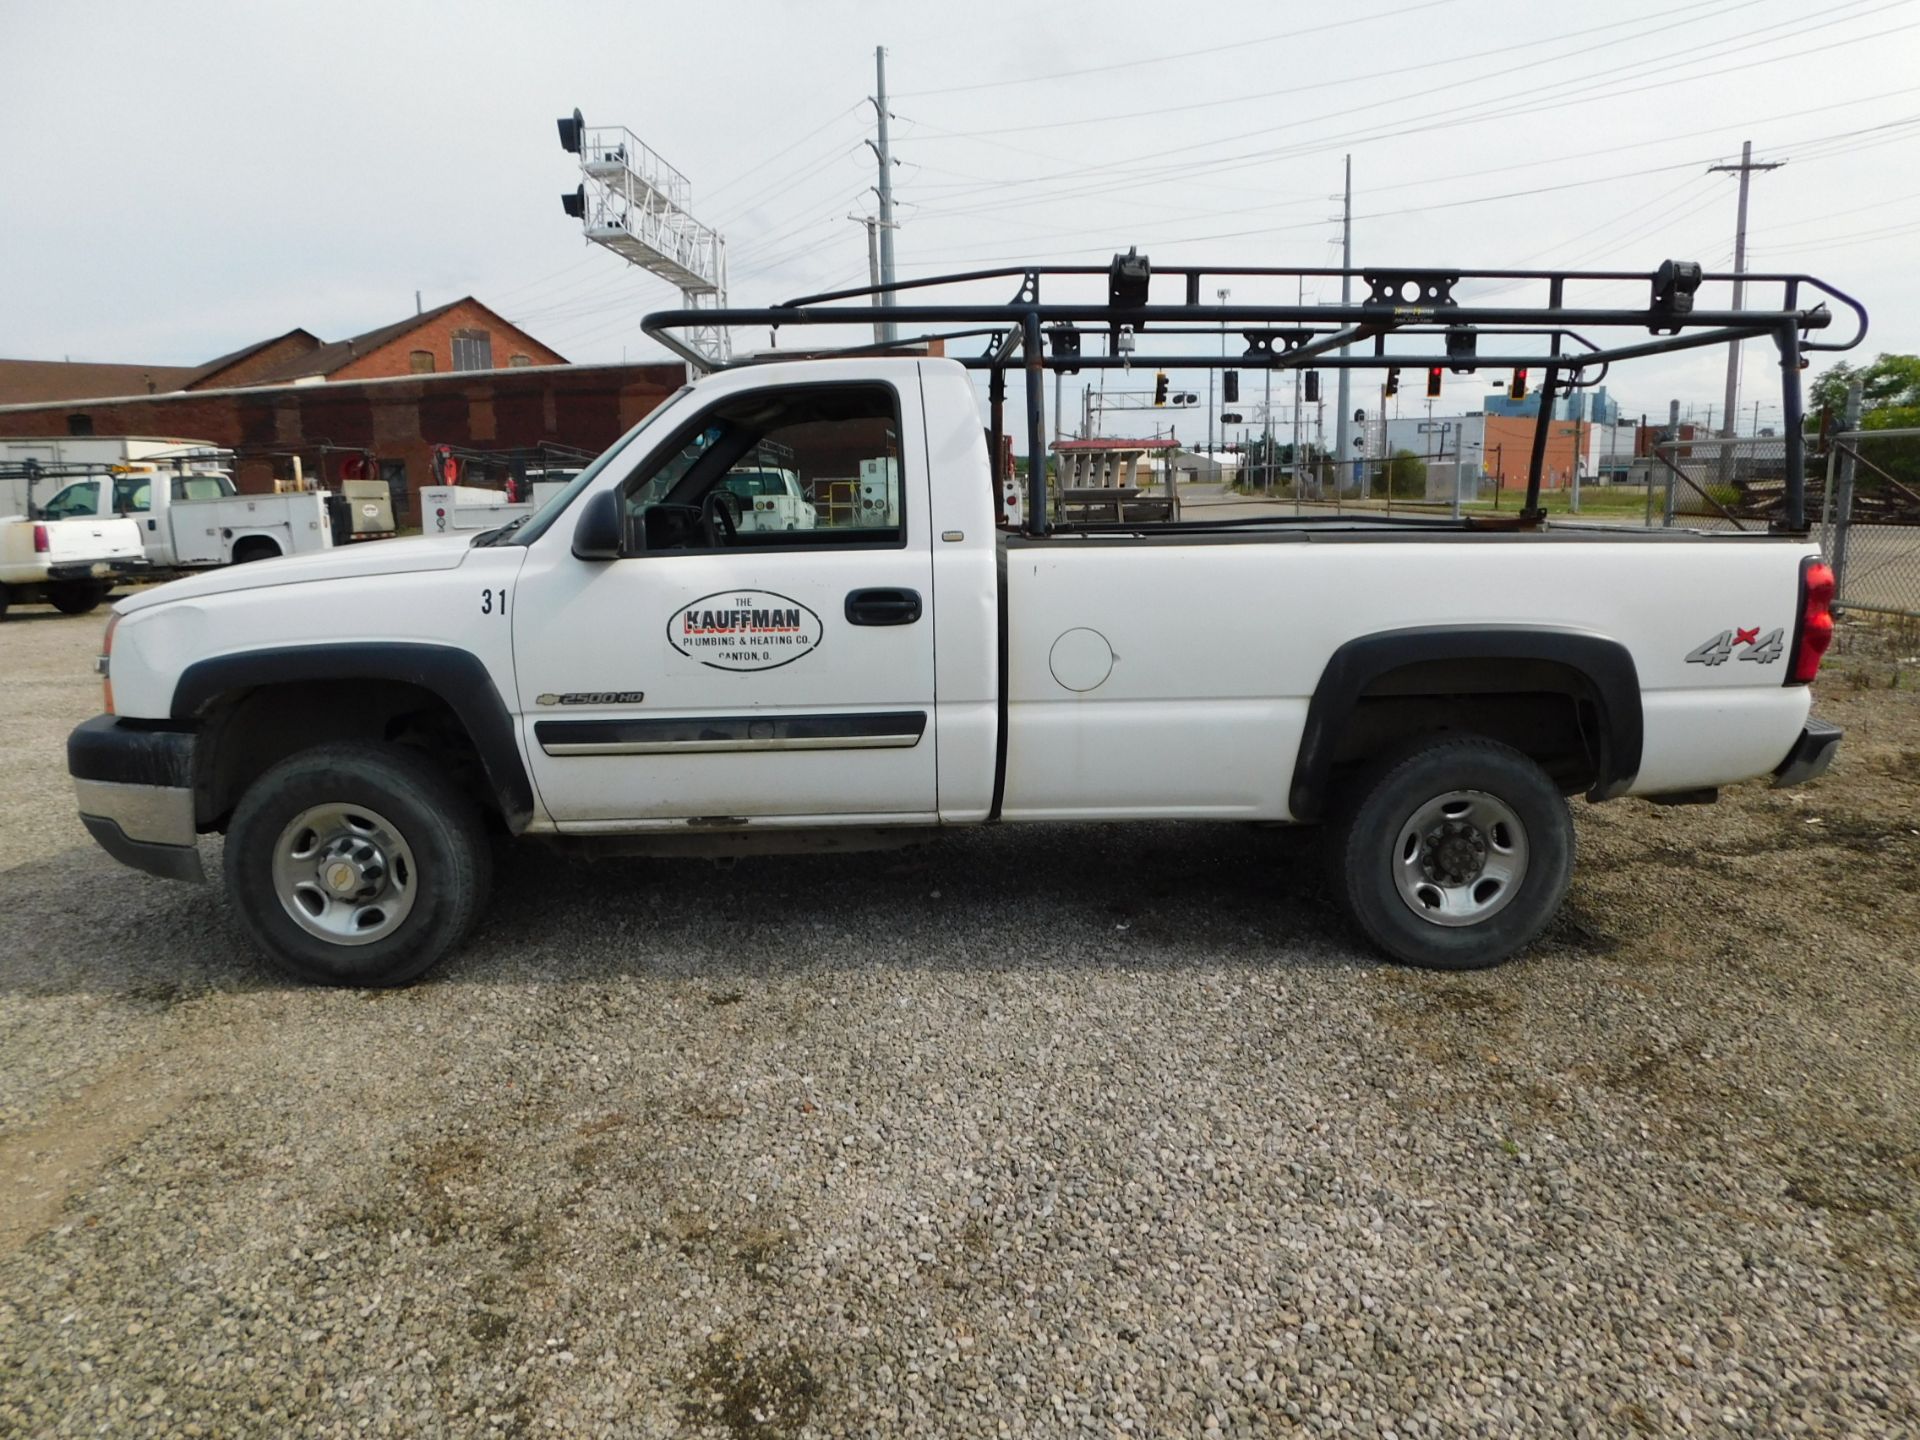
421, 482, 572, 535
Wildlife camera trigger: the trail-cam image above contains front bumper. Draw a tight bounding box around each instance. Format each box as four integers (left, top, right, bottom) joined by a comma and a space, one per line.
1772, 718, 1843, 789
67, 714, 204, 881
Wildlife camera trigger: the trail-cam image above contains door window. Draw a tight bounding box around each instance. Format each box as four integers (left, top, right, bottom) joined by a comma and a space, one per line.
112, 476, 153, 513
618, 384, 903, 551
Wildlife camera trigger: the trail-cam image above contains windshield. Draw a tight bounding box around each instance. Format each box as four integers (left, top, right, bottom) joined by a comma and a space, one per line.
174, 473, 235, 501
504, 386, 693, 546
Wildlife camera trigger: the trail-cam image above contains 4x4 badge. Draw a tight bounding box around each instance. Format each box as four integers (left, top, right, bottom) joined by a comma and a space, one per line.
1685, 627, 1784, 666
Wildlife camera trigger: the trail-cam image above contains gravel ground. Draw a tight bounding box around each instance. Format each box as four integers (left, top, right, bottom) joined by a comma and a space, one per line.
1, 604, 1916, 1438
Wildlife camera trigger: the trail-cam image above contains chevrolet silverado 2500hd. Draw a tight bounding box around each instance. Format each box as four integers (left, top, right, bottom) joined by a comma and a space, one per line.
66, 258, 1854, 985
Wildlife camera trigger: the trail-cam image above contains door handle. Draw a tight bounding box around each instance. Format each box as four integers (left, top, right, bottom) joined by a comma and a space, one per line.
845, 587, 922, 626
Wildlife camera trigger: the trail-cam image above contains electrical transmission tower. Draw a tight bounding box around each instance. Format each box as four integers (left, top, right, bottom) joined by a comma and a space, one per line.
557, 109, 730, 365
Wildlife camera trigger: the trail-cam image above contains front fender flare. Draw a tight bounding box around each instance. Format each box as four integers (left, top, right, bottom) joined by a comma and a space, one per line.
171, 642, 535, 833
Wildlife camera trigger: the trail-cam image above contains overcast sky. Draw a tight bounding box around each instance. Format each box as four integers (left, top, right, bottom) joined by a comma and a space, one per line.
4, 0, 1918, 432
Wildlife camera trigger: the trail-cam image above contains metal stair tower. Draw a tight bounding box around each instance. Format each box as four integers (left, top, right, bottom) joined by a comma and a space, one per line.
558, 110, 730, 365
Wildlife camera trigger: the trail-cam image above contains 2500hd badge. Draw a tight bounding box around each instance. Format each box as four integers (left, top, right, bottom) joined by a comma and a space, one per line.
668, 590, 823, 672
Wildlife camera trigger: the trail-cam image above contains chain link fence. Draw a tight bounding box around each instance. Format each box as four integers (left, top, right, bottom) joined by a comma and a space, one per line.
1816, 427, 1920, 619
1171, 434, 1920, 619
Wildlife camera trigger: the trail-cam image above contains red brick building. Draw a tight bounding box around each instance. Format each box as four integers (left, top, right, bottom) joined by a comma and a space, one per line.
0, 298, 646, 525
0, 361, 682, 527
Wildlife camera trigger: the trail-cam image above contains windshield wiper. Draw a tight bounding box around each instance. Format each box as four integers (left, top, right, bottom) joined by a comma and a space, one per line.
470, 513, 532, 548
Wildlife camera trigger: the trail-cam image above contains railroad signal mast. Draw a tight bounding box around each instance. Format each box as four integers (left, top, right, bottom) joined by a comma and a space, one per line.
557, 109, 730, 365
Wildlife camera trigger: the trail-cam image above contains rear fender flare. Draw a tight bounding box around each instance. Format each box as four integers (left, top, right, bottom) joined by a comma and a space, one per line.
1289, 625, 1642, 820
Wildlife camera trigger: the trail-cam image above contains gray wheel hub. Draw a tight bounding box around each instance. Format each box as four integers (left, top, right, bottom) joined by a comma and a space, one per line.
1392, 789, 1529, 928
271, 803, 417, 946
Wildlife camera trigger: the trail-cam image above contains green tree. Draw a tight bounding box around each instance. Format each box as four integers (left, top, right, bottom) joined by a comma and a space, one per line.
1809, 352, 1920, 493
1385, 448, 1428, 499
1810, 353, 1920, 430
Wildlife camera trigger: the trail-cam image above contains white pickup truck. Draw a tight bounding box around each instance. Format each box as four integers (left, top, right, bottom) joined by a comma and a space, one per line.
0, 514, 148, 617
67, 346, 1843, 986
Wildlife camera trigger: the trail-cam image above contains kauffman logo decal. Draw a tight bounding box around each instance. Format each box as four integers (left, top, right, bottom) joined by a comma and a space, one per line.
667, 590, 823, 672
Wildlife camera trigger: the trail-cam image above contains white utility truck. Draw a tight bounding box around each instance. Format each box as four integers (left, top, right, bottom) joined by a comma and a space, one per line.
35, 465, 333, 570
719, 465, 819, 533
67, 255, 1856, 986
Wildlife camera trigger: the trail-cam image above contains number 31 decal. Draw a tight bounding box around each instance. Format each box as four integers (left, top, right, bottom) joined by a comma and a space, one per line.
1685, 626, 1782, 666
480, 587, 508, 616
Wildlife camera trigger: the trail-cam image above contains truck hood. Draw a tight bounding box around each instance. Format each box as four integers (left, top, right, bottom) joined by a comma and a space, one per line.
114, 533, 477, 614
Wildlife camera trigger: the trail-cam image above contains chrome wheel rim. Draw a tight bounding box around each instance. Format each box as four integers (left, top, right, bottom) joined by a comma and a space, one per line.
1392, 789, 1528, 928
271, 803, 417, 946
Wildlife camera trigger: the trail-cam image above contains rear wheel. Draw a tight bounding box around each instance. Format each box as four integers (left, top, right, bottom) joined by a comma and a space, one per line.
0, 584, 10, 620
224, 743, 491, 986
231, 537, 281, 564
1327, 736, 1573, 971
49, 581, 110, 615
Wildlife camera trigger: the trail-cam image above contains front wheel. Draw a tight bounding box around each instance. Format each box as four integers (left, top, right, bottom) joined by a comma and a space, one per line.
1327, 736, 1573, 971
224, 743, 492, 986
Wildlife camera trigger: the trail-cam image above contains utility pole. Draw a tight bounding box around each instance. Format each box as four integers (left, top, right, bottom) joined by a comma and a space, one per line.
868, 46, 899, 344
1211, 287, 1229, 475
848, 215, 891, 345
1263, 366, 1273, 495
1334, 154, 1353, 496
1708, 140, 1782, 470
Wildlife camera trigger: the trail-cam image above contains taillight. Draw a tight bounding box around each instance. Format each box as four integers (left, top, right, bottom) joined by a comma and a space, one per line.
33, 523, 49, 553
1787, 557, 1835, 685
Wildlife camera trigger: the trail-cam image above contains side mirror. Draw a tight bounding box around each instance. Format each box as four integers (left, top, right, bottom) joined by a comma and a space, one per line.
571, 489, 624, 560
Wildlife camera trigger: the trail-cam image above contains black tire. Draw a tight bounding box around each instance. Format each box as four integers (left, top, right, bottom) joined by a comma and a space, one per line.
1326, 736, 1573, 971
0, 584, 10, 620
223, 742, 491, 986
49, 581, 108, 615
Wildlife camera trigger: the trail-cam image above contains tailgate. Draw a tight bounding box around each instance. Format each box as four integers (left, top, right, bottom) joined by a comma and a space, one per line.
42, 517, 144, 563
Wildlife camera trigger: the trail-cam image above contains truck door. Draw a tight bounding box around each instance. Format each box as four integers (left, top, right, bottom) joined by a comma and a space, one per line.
510, 374, 937, 825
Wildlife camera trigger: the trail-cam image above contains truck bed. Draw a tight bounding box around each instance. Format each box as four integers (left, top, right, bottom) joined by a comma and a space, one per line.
998, 525, 1813, 821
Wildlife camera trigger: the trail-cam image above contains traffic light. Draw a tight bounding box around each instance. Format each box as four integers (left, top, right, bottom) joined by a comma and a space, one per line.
1304, 371, 1320, 402
1426, 366, 1443, 399
1223, 370, 1239, 403
1154, 371, 1169, 406
1384, 367, 1400, 398
1509, 368, 1529, 401
1221, 412, 1244, 425
561, 183, 586, 219
1354, 408, 1367, 424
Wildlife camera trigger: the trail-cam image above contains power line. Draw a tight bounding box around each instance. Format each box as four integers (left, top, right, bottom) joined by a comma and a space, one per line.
892, 0, 1471, 97
903, 0, 1910, 218
905, 0, 1759, 140
890, 110, 1920, 272
702, 101, 866, 202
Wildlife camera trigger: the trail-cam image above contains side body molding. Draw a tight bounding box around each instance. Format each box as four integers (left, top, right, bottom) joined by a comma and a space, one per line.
1289, 625, 1643, 821
171, 642, 537, 832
